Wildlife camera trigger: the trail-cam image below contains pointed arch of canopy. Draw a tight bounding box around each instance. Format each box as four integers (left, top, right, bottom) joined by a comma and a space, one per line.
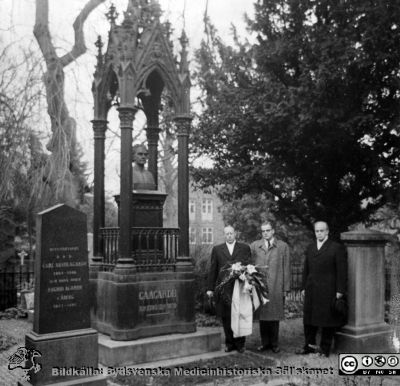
93, 64, 119, 120
137, 64, 181, 112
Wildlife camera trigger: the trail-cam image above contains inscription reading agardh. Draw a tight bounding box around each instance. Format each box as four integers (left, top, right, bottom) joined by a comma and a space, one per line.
138, 289, 178, 316
42, 246, 86, 310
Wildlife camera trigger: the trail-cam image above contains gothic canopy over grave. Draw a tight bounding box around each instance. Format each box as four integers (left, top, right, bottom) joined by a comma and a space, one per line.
92, 0, 190, 118
91, 0, 192, 263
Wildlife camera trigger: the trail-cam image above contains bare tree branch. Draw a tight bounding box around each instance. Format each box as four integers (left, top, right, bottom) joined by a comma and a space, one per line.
60, 0, 106, 67
33, 0, 57, 67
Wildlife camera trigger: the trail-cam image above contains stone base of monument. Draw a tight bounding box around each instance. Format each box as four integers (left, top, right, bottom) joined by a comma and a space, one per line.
98, 327, 221, 366
92, 263, 197, 341
23, 328, 107, 385
114, 191, 167, 227
335, 323, 393, 353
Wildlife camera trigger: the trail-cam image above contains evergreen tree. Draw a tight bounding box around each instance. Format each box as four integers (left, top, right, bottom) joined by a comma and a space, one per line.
193, 0, 400, 234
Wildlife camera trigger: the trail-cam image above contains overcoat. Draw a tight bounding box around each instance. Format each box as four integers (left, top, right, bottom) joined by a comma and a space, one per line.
207, 242, 251, 317
302, 239, 347, 327
250, 238, 291, 320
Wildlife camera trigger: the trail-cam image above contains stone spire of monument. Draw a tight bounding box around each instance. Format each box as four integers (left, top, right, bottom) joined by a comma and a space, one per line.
122, 0, 138, 28
179, 29, 189, 75
93, 35, 104, 78
105, 3, 119, 27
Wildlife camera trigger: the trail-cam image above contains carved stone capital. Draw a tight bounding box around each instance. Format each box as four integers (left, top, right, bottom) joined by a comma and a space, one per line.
91, 119, 108, 139
174, 115, 192, 137
118, 106, 137, 127
146, 125, 161, 143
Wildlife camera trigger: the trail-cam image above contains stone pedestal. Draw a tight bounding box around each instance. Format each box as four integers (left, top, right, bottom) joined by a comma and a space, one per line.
115, 191, 167, 228
23, 329, 106, 385
92, 258, 196, 341
99, 328, 221, 366
336, 229, 392, 353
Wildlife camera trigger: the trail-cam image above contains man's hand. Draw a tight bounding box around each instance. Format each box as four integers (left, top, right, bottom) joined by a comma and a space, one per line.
206, 290, 214, 298
336, 292, 343, 299
301, 290, 305, 298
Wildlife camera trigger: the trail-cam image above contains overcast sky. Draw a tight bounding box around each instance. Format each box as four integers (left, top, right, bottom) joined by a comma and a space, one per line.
2, 0, 254, 194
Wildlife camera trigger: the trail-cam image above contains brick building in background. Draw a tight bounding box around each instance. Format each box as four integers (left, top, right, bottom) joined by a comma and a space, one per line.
189, 187, 225, 255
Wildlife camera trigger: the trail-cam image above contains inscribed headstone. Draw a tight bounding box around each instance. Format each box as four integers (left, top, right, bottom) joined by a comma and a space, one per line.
33, 204, 89, 334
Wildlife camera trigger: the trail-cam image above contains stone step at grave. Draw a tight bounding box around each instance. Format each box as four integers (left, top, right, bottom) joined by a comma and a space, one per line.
98, 328, 221, 367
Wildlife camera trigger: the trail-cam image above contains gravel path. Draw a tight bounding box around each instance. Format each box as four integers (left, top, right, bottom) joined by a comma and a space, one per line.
0, 319, 32, 386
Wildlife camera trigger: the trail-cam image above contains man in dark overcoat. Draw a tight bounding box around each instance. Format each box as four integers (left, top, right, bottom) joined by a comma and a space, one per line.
207, 225, 251, 353
250, 220, 291, 353
299, 221, 347, 357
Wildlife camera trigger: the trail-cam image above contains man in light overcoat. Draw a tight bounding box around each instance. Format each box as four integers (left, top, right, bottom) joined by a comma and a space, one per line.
250, 220, 291, 353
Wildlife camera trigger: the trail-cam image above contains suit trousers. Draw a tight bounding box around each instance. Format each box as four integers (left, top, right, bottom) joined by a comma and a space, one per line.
304, 324, 335, 355
259, 320, 279, 348
221, 315, 245, 349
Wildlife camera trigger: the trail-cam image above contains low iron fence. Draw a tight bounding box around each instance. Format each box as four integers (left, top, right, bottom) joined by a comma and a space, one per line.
0, 265, 34, 311
287, 262, 303, 301
100, 227, 180, 271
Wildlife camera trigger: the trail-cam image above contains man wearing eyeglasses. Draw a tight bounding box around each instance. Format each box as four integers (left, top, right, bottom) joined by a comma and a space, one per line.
250, 220, 291, 353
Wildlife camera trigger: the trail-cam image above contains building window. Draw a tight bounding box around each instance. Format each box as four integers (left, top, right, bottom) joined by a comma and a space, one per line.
189, 200, 195, 220
201, 199, 213, 220
189, 227, 196, 244
202, 227, 213, 244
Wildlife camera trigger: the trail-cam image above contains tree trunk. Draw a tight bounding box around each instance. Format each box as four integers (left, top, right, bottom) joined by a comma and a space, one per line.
34, 0, 105, 205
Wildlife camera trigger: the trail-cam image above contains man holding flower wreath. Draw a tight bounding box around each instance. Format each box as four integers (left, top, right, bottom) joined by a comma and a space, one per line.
207, 225, 252, 353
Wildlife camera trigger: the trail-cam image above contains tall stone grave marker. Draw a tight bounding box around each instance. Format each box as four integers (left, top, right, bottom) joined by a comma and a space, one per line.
24, 204, 105, 385
336, 229, 392, 352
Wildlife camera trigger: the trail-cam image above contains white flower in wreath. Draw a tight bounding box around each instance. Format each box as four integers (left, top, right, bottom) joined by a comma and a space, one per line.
261, 296, 269, 305
231, 262, 242, 273
246, 264, 257, 275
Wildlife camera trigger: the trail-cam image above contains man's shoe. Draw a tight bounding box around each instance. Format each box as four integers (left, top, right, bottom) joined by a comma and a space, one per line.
257, 345, 271, 352
237, 347, 245, 354
272, 346, 281, 353
224, 346, 235, 353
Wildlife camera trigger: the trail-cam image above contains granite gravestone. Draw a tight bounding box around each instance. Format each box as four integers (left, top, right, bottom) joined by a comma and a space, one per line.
24, 204, 105, 385
34, 205, 90, 333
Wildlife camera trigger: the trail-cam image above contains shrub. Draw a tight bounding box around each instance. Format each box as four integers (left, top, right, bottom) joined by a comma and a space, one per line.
191, 245, 213, 313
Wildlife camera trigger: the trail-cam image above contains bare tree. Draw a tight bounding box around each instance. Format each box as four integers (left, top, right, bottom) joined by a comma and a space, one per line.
0, 44, 45, 260
33, 0, 105, 205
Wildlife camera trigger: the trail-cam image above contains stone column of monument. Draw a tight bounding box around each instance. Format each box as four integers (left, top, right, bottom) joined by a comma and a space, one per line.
146, 124, 160, 189
175, 115, 191, 256
141, 75, 162, 190
336, 229, 392, 352
116, 106, 136, 268
91, 119, 107, 264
